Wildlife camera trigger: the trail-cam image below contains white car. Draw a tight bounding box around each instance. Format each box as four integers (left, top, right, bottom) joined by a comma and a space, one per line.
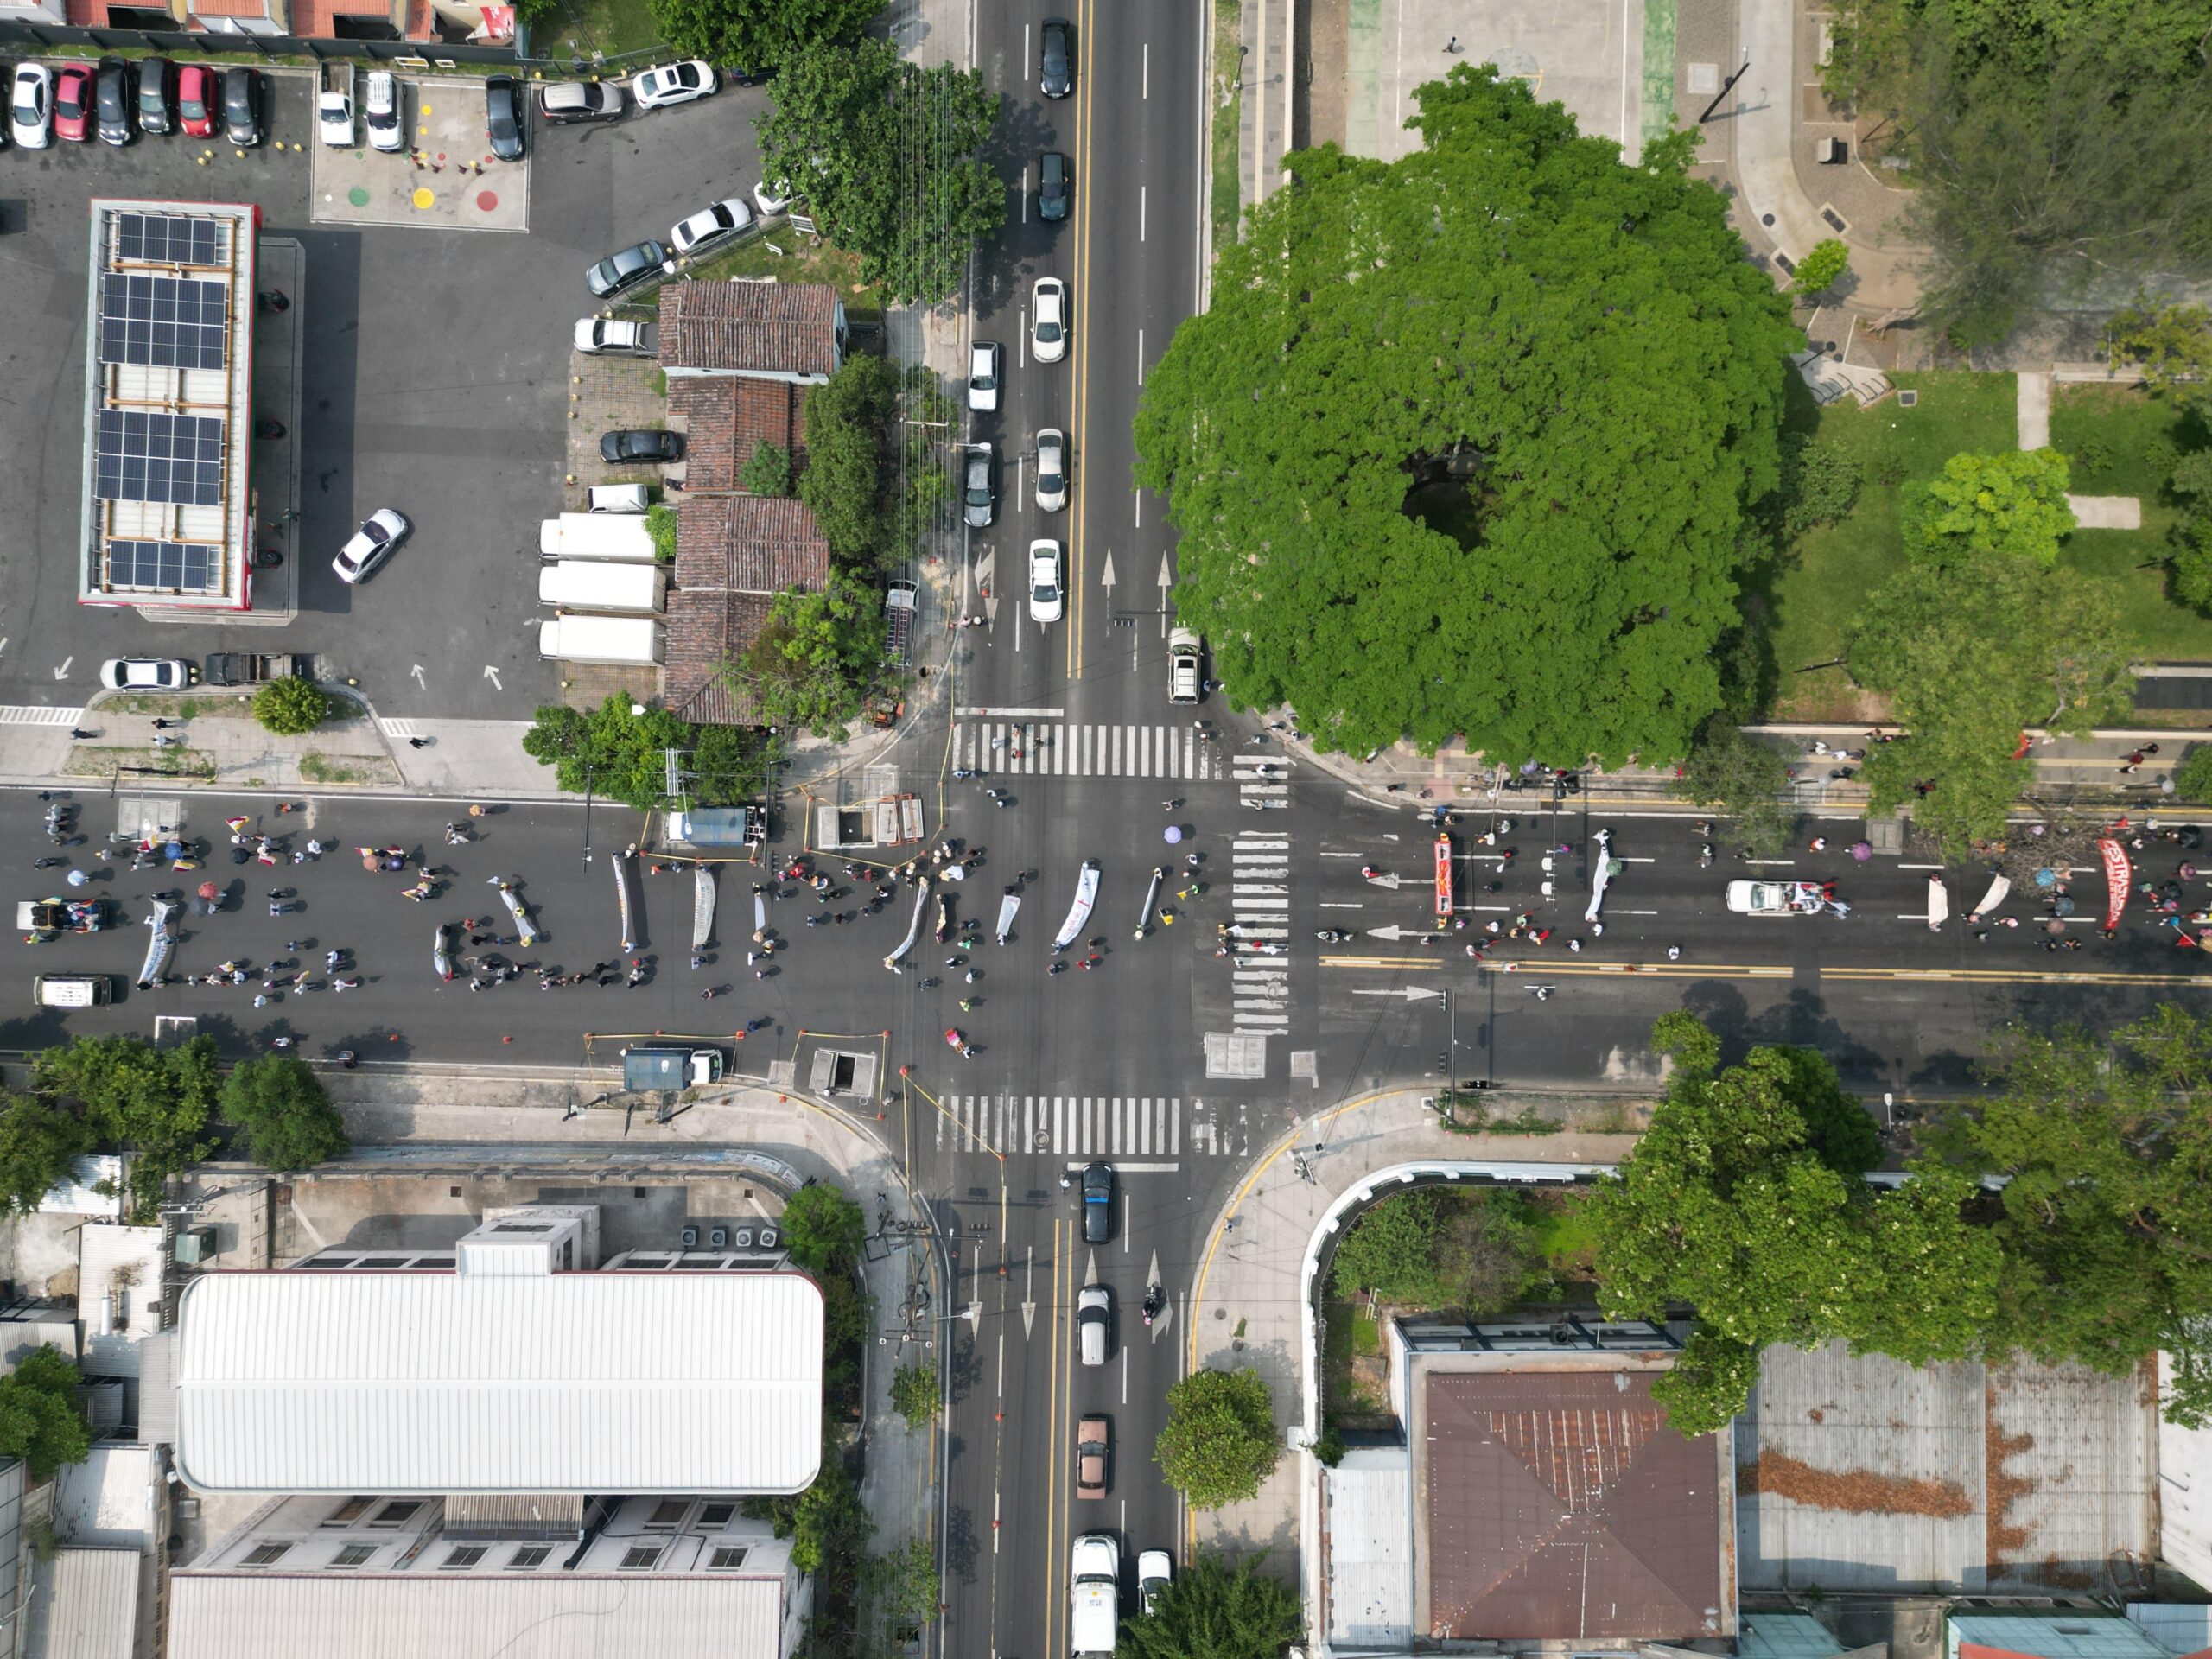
10, 63, 51, 149
1035, 428, 1067, 512
1077, 1284, 1109, 1366
1137, 1550, 1173, 1618
671, 195, 753, 256
332, 507, 411, 585
574, 317, 655, 356
1032, 276, 1066, 364
968, 342, 1001, 412
101, 658, 194, 690
1028, 540, 1064, 625
753, 177, 794, 216
632, 60, 715, 110
364, 71, 404, 152
1725, 880, 1821, 917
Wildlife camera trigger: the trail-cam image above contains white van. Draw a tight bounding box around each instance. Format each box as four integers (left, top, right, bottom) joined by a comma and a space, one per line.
538, 512, 658, 562
538, 560, 668, 614
1070, 1535, 1121, 1657
1167, 627, 1202, 703
538, 615, 664, 666
34, 974, 111, 1008
588, 483, 651, 513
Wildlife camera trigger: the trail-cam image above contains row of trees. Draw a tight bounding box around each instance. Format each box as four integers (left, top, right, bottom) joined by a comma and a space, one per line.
1587, 1007, 2212, 1434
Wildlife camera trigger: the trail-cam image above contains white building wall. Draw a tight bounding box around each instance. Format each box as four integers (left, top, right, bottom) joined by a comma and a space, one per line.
2160, 1352, 2212, 1586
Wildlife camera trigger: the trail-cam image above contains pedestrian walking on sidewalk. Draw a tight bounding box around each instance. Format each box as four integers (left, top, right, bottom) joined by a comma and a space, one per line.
409, 737, 429, 749
1444, 34, 1458, 51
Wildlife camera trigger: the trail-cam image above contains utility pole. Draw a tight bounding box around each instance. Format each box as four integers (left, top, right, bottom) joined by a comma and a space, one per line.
1698, 52, 1750, 124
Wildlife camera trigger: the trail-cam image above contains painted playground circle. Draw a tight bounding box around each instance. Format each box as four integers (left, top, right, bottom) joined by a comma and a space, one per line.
308, 78, 527, 233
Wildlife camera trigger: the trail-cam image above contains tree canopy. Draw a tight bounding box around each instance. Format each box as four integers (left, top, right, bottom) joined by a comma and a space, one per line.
797, 354, 899, 566
1155, 1368, 1282, 1510
1116, 1552, 1301, 1659
781, 1183, 867, 1276
0, 1095, 94, 1216
1132, 67, 1798, 766
645, 0, 876, 76
0, 1346, 92, 1482
33, 1034, 221, 1222
521, 697, 775, 810
735, 572, 889, 735
219, 1056, 349, 1172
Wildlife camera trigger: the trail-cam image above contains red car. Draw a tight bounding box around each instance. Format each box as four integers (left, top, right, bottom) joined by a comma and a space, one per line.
53, 61, 92, 142
177, 64, 215, 138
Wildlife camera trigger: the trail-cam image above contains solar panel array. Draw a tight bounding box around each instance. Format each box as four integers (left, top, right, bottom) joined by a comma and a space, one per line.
94, 410, 225, 507
98, 272, 229, 371
105, 538, 219, 593
113, 211, 227, 268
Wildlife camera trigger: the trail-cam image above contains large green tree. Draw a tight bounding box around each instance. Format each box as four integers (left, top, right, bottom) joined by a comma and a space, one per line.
1132, 67, 1798, 766
1902, 449, 2075, 566
1588, 1013, 1997, 1434
645, 0, 875, 74
1116, 1553, 1301, 1659
0, 1096, 94, 1216
521, 697, 775, 810
797, 354, 899, 566
1670, 722, 1794, 855
1156, 1369, 1282, 1510
33, 1035, 220, 1221
781, 1182, 867, 1277
756, 39, 1004, 305
734, 573, 889, 735
219, 1056, 349, 1172
0, 1347, 92, 1482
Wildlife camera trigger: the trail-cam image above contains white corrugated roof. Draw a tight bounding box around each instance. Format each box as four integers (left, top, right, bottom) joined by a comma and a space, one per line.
25, 1547, 138, 1659
173, 1272, 823, 1495
168, 1572, 784, 1659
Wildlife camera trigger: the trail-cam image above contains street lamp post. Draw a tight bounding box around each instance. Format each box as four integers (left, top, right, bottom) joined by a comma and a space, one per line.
1697, 52, 1750, 125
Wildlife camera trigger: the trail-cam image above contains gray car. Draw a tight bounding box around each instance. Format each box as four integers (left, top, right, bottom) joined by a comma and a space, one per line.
1040, 16, 1072, 98
964, 443, 995, 528
586, 238, 666, 298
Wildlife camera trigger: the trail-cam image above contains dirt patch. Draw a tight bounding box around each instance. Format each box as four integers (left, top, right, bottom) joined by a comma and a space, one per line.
1986, 1380, 2037, 1563
1738, 1449, 1974, 1516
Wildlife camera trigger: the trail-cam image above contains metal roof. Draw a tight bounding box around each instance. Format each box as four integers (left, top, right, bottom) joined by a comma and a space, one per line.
24, 1548, 137, 1659
1953, 1615, 2173, 1659
172, 1271, 823, 1495
1323, 1446, 1414, 1650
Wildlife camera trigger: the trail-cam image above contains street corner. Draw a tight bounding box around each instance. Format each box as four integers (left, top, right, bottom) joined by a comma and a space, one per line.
309, 78, 529, 233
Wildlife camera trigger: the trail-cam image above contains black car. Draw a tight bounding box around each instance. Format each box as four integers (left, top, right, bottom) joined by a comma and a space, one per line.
484, 73, 524, 161
1039, 150, 1069, 222
221, 66, 261, 147
1082, 1161, 1112, 1245
94, 59, 131, 146
135, 58, 173, 136
601, 429, 683, 464
1040, 16, 1072, 99
585, 238, 666, 298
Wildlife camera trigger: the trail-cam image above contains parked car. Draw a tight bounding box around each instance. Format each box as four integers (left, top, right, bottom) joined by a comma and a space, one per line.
586, 238, 665, 298
135, 59, 173, 136
1075, 1415, 1109, 1497
53, 62, 92, 143
671, 195, 753, 256
967, 341, 1001, 412
1035, 428, 1067, 512
574, 317, 655, 357
539, 79, 620, 123
601, 429, 683, 464
363, 70, 404, 151
484, 74, 524, 161
1040, 16, 1072, 97
176, 63, 214, 138
10, 63, 50, 149
963, 443, 995, 529
1032, 277, 1067, 364
93, 59, 131, 145
332, 507, 410, 585
220, 66, 261, 147
1137, 1552, 1173, 1618
1039, 150, 1069, 221
632, 60, 715, 110
100, 658, 195, 690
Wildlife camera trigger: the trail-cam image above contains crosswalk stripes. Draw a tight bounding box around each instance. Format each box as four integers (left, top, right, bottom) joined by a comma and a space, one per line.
950, 721, 1220, 780
934, 1096, 1236, 1157
1231, 752, 1290, 810
0, 706, 86, 727
1229, 831, 1292, 1032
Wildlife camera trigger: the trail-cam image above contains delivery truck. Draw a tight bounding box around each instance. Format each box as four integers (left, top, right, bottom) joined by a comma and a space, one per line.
538, 512, 658, 562
665, 806, 767, 848
537, 614, 664, 666
537, 561, 667, 614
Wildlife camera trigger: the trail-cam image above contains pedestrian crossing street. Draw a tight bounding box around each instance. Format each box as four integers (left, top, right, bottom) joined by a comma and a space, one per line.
951, 721, 1220, 779
935, 1095, 1239, 1158
1230, 823, 1290, 1033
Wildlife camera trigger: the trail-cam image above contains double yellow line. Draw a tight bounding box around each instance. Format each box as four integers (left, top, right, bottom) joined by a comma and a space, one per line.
1040, 1216, 1073, 1656
1065, 0, 1098, 683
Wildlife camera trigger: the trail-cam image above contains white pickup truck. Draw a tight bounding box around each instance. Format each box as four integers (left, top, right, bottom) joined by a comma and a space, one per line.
318, 62, 354, 146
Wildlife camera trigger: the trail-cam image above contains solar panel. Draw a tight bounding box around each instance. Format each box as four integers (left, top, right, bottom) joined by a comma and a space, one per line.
98, 272, 228, 371
105, 539, 219, 593
113, 212, 227, 268
94, 410, 225, 507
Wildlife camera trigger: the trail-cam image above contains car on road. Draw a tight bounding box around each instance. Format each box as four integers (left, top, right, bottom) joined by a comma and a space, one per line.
54, 62, 92, 143
601, 429, 683, 464
220, 66, 261, 147
1039, 150, 1069, 221
484, 74, 524, 160
1077, 1284, 1109, 1365
176, 64, 214, 138
632, 60, 715, 110
538, 80, 621, 124
1168, 627, 1203, 704
1075, 1414, 1109, 1497
1029, 540, 1065, 626
136, 59, 174, 136
963, 443, 995, 528
1080, 1158, 1110, 1242
586, 238, 666, 298
364, 70, 404, 151
1725, 880, 1823, 917
10, 63, 50, 149
1032, 276, 1066, 364
1071, 1534, 1119, 1653
1137, 1551, 1172, 1617
574, 317, 655, 357
671, 195, 753, 256
1035, 428, 1067, 512
94, 59, 131, 146
332, 507, 410, 585
100, 658, 196, 690
1040, 16, 1072, 98
967, 341, 1001, 412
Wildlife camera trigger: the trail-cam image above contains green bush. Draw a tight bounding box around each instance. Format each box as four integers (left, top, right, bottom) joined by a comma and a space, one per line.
2175, 745, 2212, 804
252, 677, 330, 735
889, 1363, 938, 1428
645, 504, 677, 564
1792, 238, 1851, 296
1777, 435, 1864, 539
1313, 1423, 1347, 1467
741, 442, 793, 498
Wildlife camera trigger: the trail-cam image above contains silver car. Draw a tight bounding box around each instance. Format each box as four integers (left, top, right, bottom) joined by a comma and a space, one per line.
1035, 429, 1067, 512
964, 443, 995, 528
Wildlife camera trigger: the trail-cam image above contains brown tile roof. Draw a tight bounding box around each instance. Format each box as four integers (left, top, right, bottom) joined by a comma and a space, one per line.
675, 496, 830, 596
659, 283, 841, 378
664, 589, 772, 728
668, 378, 804, 494
1423, 1369, 1726, 1643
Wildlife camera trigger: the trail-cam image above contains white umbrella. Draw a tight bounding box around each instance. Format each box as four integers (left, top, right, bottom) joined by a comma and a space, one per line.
1583, 829, 1614, 925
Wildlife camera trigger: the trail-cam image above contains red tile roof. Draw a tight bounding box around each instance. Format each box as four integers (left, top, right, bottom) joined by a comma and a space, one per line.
659, 283, 842, 378
663, 498, 830, 728
667, 378, 805, 494
664, 589, 773, 728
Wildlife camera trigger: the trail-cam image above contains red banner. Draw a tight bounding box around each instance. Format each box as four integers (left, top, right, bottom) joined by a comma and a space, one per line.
1433, 833, 1453, 920
2099, 837, 2132, 931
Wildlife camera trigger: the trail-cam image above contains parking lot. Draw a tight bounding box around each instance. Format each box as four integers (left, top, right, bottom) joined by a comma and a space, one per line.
0, 63, 773, 721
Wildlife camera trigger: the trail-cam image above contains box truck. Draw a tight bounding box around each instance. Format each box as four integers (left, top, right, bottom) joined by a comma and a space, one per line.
538, 615, 664, 666
538, 512, 658, 561
537, 561, 667, 614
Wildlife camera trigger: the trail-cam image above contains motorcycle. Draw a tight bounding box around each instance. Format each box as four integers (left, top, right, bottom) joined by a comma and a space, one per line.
1141, 1285, 1165, 1327
1315, 928, 1351, 943
943, 1027, 977, 1059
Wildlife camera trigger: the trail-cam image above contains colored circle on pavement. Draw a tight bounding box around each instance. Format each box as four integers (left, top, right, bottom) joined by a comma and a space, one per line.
347, 186, 371, 207
411, 187, 435, 210
475, 190, 499, 213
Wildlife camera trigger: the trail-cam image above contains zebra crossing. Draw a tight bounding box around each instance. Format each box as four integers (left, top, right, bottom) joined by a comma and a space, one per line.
935, 1095, 1238, 1157
0, 706, 86, 727
1229, 828, 1291, 1033
950, 721, 1220, 779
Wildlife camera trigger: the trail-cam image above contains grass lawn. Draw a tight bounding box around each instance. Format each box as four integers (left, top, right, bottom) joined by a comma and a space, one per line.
539, 0, 661, 63
678, 236, 882, 322
1210, 0, 1242, 254
1321, 1294, 1387, 1418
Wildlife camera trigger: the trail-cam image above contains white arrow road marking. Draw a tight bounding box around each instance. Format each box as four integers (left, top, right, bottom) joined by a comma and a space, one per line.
482, 665, 503, 690
1020, 1244, 1035, 1339
411, 664, 426, 687
1351, 986, 1446, 1001
52, 658, 71, 681
1099, 550, 1116, 592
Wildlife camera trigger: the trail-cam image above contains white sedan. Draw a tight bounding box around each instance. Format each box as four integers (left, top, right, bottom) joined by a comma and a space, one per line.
671, 195, 753, 256
1032, 276, 1067, 364
1725, 880, 1824, 916
332, 507, 411, 585
1035, 428, 1067, 512
10, 63, 51, 149
632, 60, 715, 110
101, 658, 194, 690
1028, 539, 1064, 624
